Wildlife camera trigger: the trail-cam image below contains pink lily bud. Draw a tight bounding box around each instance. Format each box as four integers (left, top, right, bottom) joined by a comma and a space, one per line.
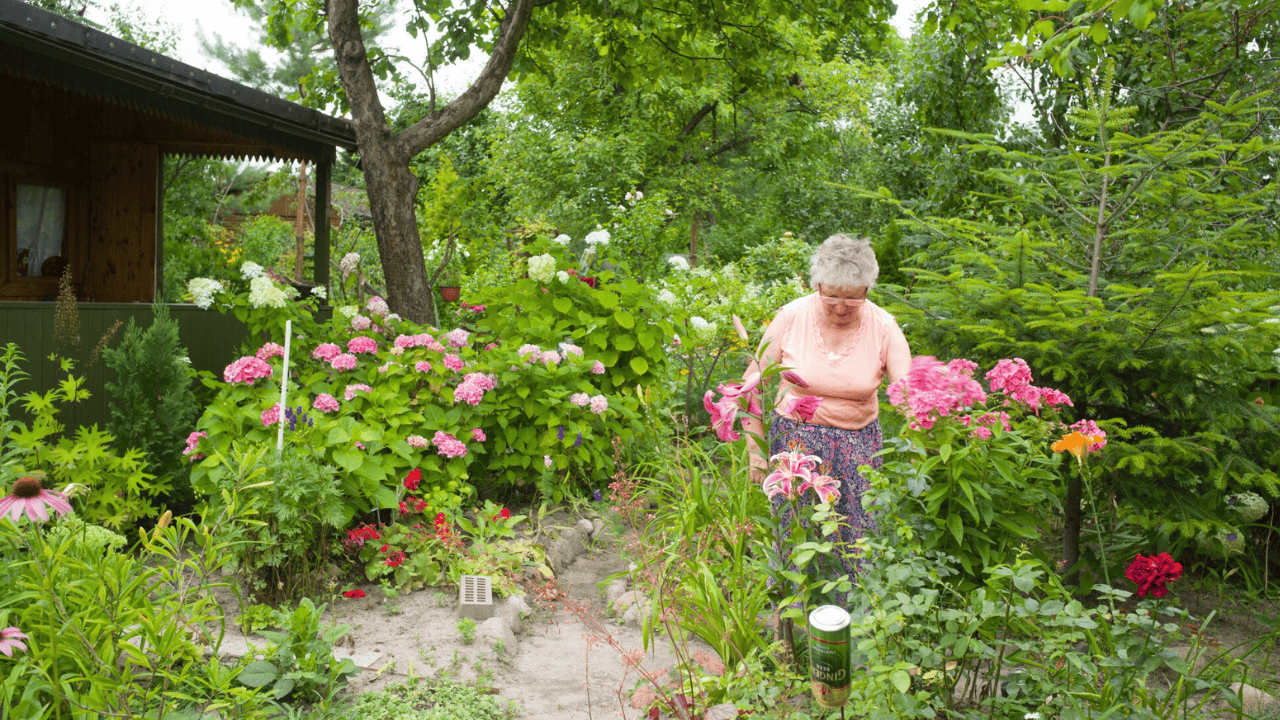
780, 369, 809, 388
732, 314, 749, 342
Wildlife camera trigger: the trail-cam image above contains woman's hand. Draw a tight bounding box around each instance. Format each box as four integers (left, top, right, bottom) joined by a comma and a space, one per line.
749, 460, 767, 486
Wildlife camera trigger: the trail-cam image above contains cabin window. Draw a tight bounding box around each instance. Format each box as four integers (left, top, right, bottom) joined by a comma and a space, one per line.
15, 183, 68, 278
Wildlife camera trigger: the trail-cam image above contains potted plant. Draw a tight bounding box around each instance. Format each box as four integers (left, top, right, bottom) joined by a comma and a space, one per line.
428, 235, 466, 302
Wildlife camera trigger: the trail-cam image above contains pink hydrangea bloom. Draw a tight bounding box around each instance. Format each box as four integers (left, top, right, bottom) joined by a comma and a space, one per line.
518, 344, 541, 358
1070, 419, 1107, 451
344, 383, 373, 401
183, 431, 206, 457
562, 344, 584, 357
589, 394, 608, 415
445, 329, 470, 348
367, 296, 389, 316
330, 353, 358, 371
407, 435, 429, 448
261, 403, 281, 427
224, 356, 273, 385
454, 382, 485, 406
463, 372, 496, 391
348, 336, 378, 355
432, 431, 468, 458
389, 346, 405, 356
591, 360, 606, 375
256, 342, 284, 361
443, 354, 464, 371
570, 392, 590, 407
415, 361, 432, 373
471, 428, 486, 442
426, 340, 447, 353
887, 356, 987, 430
394, 334, 422, 349
312, 343, 341, 361
541, 350, 562, 365
351, 314, 372, 331
313, 394, 340, 413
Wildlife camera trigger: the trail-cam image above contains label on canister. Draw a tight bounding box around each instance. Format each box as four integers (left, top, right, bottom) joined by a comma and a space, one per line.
808, 605, 851, 708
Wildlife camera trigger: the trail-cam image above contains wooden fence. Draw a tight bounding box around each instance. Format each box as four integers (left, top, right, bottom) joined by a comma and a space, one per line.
0, 302, 328, 432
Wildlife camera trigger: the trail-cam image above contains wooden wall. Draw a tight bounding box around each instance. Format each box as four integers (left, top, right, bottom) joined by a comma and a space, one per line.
84, 142, 157, 302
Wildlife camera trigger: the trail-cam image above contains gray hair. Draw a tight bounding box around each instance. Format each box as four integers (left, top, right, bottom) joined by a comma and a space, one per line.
809, 234, 879, 289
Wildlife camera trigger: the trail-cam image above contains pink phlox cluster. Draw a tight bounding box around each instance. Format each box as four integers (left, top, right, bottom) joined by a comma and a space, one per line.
183, 431, 206, 458
590, 360, 606, 374
704, 372, 762, 442
589, 395, 608, 414
312, 343, 341, 361
366, 296, 389, 316
256, 342, 284, 361
261, 403, 281, 427
432, 431, 468, 458
470, 428, 486, 442
1040, 386, 1074, 407
570, 392, 590, 407
330, 353, 358, 371
350, 314, 372, 331
984, 358, 1073, 412
962, 411, 1011, 440
348, 336, 378, 354
1070, 419, 1107, 451
415, 361, 432, 373
407, 435, 429, 448
445, 328, 470, 348
541, 350, 562, 365
562, 343, 584, 357
778, 393, 823, 422
313, 394, 340, 413
344, 383, 373, 401
224, 356, 273, 385
443, 354, 465, 371
887, 356, 987, 430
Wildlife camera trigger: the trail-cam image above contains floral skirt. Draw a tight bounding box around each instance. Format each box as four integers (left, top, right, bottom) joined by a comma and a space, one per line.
769, 414, 883, 589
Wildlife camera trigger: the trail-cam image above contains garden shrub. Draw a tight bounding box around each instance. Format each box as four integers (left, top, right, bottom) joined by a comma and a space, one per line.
104, 303, 200, 515
238, 215, 295, 271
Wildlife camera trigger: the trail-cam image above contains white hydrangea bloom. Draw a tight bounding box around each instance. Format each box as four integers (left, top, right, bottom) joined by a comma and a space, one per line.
337, 305, 359, 320
339, 252, 360, 276
557, 270, 571, 283
583, 229, 610, 247
528, 253, 556, 284
667, 255, 689, 271
187, 278, 224, 310
691, 267, 713, 279
311, 285, 328, 300
248, 276, 289, 309
552, 234, 572, 246
657, 289, 677, 305
1227, 492, 1269, 523
240, 261, 265, 279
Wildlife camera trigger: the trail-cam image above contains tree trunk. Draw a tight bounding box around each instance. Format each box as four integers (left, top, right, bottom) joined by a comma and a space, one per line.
327, 0, 533, 325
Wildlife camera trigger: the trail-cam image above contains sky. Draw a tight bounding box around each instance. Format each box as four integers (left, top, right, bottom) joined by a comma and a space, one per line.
86, 0, 931, 105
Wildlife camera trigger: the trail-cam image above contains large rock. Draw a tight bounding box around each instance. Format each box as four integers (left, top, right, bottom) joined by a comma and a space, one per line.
704, 703, 739, 720
592, 518, 607, 542
477, 617, 519, 657
1230, 682, 1277, 716
623, 600, 650, 628
547, 538, 577, 574
613, 590, 647, 615
576, 518, 595, 542
559, 526, 587, 557
605, 579, 630, 607
496, 595, 531, 635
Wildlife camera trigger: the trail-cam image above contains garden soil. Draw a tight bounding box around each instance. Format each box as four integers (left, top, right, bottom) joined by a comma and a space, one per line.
214, 517, 712, 719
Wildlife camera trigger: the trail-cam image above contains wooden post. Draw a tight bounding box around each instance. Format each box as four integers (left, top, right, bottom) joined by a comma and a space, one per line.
293, 161, 309, 279
314, 161, 331, 293
154, 151, 165, 301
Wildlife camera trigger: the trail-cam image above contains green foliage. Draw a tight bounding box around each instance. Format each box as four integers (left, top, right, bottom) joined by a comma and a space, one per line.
343, 675, 516, 720
737, 234, 814, 287
0, 500, 272, 718
237, 598, 357, 703
103, 303, 200, 514
199, 442, 346, 603
455, 617, 476, 644
2, 346, 161, 529
238, 215, 296, 271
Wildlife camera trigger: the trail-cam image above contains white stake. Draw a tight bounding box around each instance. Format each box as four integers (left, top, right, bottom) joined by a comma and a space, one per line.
276, 319, 292, 454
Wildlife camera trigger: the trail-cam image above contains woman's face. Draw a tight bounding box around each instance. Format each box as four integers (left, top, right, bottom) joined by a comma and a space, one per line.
817, 284, 868, 327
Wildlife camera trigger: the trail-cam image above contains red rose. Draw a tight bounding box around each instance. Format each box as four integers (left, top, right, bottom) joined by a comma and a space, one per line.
493, 508, 511, 521
404, 468, 422, 491
580, 276, 597, 288
1125, 552, 1182, 598
342, 589, 366, 599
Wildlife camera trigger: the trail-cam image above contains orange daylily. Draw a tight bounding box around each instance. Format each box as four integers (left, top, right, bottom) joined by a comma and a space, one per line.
1051, 431, 1106, 463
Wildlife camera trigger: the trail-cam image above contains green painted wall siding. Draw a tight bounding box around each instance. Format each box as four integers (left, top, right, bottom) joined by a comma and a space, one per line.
0, 303, 329, 432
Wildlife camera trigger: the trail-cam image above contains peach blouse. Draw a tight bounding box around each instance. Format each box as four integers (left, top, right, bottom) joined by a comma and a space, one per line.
760, 294, 911, 431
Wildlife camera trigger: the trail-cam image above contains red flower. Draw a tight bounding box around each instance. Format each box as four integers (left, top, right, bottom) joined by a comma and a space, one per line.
414, 499, 427, 512
342, 589, 366, 599
344, 525, 380, 549
398, 501, 409, 515
493, 508, 511, 521
404, 468, 422, 491
580, 276, 598, 288
380, 544, 390, 553
1125, 552, 1182, 598
384, 550, 406, 567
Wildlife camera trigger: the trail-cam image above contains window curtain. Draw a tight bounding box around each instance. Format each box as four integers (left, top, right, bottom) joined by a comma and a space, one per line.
16, 184, 67, 276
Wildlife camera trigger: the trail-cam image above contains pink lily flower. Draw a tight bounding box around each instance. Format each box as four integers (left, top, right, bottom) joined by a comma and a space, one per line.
800, 474, 841, 504
777, 394, 823, 422
704, 391, 741, 442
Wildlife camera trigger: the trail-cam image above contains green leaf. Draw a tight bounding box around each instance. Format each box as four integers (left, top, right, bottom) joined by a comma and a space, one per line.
332, 449, 363, 472
890, 669, 911, 694
613, 310, 635, 329
947, 513, 964, 545
629, 356, 649, 375
374, 486, 398, 510
553, 297, 573, 313
237, 660, 279, 689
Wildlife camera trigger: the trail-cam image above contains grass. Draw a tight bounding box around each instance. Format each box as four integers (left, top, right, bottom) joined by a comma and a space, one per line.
343, 674, 518, 720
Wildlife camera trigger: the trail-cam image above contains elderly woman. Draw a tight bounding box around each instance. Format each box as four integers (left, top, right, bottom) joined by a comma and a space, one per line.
741, 234, 911, 584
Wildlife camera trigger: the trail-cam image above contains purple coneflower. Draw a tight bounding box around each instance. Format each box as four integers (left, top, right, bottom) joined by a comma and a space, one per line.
0, 475, 73, 523
0, 627, 27, 657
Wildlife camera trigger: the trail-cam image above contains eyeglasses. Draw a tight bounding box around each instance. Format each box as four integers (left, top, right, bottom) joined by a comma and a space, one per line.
818, 288, 868, 307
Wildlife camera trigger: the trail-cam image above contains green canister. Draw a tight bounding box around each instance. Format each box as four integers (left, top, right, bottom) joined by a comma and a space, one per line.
808, 605, 851, 707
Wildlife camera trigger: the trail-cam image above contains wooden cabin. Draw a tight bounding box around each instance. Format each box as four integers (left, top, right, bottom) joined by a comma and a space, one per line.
0, 0, 358, 302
